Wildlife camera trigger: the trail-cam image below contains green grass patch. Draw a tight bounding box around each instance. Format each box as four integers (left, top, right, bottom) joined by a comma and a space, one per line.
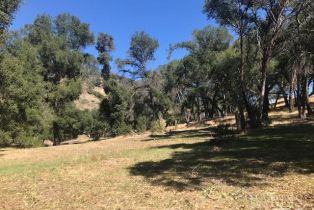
0, 159, 69, 175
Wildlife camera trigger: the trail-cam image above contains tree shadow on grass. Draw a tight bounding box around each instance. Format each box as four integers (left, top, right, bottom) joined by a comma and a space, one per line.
129, 123, 314, 191
145, 127, 214, 141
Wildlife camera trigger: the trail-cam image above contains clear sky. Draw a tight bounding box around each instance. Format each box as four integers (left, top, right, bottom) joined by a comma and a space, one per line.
11, 0, 217, 72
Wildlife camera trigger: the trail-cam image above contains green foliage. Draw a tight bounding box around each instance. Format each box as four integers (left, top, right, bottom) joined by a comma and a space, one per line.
88, 118, 109, 141
150, 120, 165, 133
0, 40, 54, 147
0, 13, 96, 147
54, 104, 97, 141
15, 135, 43, 148
114, 32, 167, 134
96, 33, 114, 81
111, 123, 132, 136
116, 31, 159, 79
167, 26, 234, 121
204, 0, 245, 27
135, 116, 150, 133
96, 33, 114, 53
28, 14, 53, 45
164, 113, 179, 127
129, 31, 159, 65
54, 13, 94, 50
52, 79, 82, 108
204, 0, 313, 125
99, 79, 132, 136
29, 14, 93, 144
0, 0, 21, 40
81, 55, 102, 89
0, 131, 11, 147
1, 1, 313, 148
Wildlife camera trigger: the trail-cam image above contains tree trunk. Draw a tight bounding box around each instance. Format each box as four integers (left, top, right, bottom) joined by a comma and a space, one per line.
262, 85, 270, 123
236, 102, 246, 131
279, 84, 289, 108
238, 27, 261, 128
148, 89, 157, 121
273, 92, 280, 110
184, 109, 191, 125
209, 92, 218, 119
259, 53, 269, 124
196, 96, 201, 122
283, 92, 289, 109
289, 68, 297, 112
301, 75, 313, 116
311, 79, 314, 96
288, 88, 293, 112
238, 32, 247, 130
296, 75, 302, 118
217, 106, 225, 117
200, 91, 210, 119
53, 122, 61, 146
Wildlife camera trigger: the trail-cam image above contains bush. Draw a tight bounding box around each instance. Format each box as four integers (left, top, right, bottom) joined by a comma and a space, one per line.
135, 116, 150, 133
0, 131, 11, 147
0, 129, 43, 148
111, 123, 132, 136
15, 135, 43, 148
150, 120, 165, 133
55, 105, 94, 142
89, 120, 109, 141
165, 114, 179, 127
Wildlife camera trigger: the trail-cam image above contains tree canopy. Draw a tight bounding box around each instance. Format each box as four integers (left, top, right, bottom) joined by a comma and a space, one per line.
0, 0, 314, 147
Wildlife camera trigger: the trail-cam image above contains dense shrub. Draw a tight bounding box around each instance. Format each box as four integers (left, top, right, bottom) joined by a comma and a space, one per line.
111, 123, 132, 136
89, 120, 110, 140
55, 105, 97, 141
135, 116, 150, 133
0, 131, 11, 147
15, 134, 43, 148
150, 120, 165, 133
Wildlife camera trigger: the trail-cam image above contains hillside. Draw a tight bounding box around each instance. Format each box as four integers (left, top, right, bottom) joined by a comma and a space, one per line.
74, 85, 106, 111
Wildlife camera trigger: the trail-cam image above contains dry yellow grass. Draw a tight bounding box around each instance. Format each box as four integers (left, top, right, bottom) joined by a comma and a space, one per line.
93, 86, 106, 96
0, 111, 313, 209
275, 95, 314, 109
75, 85, 105, 111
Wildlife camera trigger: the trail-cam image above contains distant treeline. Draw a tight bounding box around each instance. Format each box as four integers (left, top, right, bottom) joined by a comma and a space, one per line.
0, 0, 314, 147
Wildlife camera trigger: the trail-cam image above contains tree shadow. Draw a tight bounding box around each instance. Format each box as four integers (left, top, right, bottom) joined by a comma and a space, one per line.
0, 148, 14, 157
129, 123, 314, 191
145, 127, 214, 141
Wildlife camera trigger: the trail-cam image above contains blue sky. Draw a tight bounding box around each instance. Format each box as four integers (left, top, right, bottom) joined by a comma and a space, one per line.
11, 0, 217, 72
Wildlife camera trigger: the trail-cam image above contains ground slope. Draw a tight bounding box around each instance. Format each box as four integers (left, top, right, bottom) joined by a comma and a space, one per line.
75, 85, 105, 111
0, 110, 313, 209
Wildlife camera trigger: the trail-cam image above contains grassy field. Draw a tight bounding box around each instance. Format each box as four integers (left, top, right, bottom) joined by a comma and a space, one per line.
0, 110, 314, 209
